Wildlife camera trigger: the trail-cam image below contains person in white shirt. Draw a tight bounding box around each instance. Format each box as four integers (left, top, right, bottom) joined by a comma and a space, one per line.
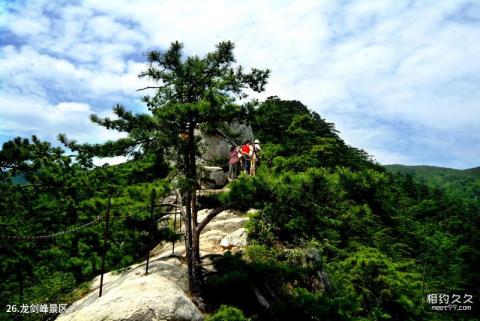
250, 139, 262, 176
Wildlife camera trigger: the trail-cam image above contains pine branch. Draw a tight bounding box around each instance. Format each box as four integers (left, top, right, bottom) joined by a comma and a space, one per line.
196, 204, 229, 234
136, 85, 167, 92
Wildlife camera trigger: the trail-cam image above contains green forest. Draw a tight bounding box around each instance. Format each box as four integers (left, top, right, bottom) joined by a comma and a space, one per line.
1, 42, 479, 321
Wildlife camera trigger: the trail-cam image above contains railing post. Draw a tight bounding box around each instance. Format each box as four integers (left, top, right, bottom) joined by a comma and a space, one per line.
99, 195, 111, 297
172, 201, 177, 255
146, 188, 156, 274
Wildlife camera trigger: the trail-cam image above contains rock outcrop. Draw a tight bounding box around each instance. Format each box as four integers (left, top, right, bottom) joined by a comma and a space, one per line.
199, 166, 228, 189
220, 227, 247, 250
57, 207, 251, 321
151, 209, 250, 258
198, 122, 254, 165
57, 273, 202, 321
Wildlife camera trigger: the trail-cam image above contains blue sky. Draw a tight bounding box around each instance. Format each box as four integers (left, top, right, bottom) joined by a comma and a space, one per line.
1, 0, 479, 169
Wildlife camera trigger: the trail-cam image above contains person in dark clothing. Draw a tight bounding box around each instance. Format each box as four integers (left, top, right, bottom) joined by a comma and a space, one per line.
228, 146, 240, 179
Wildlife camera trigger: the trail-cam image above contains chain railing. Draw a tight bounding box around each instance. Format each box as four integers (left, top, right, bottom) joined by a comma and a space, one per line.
1, 190, 184, 300
0, 215, 103, 240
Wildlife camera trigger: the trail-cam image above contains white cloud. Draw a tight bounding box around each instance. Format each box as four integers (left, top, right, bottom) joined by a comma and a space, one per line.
1, 0, 479, 168
0, 94, 126, 145
0, 44, 148, 100
93, 156, 127, 166
8, 16, 49, 36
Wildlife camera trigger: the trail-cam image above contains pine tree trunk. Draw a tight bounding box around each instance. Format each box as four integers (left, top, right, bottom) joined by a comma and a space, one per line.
184, 189, 194, 293
184, 123, 203, 299
191, 201, 202, 296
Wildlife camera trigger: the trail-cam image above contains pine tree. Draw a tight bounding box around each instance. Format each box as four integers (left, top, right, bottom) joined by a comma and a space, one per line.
59, 41, 269, 301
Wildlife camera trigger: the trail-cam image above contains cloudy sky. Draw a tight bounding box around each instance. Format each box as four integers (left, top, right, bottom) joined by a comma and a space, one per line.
1, 0, 479, 169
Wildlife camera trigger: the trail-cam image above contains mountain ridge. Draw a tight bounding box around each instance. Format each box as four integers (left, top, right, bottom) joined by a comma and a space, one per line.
384, 164, 480, 179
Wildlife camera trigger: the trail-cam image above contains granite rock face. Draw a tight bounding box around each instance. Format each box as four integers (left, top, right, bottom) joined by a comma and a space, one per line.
199, 166, 228, 189
56, 273, 202, 321
56, 208, 251, 321
198, 122, 254, 165
220, 228, 247, 250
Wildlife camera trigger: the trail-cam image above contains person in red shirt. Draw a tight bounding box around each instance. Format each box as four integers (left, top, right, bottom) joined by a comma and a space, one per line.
241, 140, 252, 175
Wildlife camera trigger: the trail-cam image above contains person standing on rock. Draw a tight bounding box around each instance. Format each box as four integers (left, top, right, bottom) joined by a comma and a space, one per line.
237, 146, 243, 175
250, 141, 257, 176
250, 139, 262, 176
228, 146, 240, 179
237, 146, 243, 172
241, 140, 252, 175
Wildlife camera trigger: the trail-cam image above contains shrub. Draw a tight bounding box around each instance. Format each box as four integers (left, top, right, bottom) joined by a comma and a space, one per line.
206, 305, 250, 321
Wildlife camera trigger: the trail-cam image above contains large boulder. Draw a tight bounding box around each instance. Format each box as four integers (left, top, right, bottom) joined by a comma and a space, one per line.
56, 273, 202, 321
152, 210, 249, 258
197, 122, 254, 165
199, 166, 228, 188
220, 228, 247, 250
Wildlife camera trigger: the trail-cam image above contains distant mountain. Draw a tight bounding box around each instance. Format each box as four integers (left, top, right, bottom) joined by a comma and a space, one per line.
384, 164, 480, 181
464, 166, 480, 177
